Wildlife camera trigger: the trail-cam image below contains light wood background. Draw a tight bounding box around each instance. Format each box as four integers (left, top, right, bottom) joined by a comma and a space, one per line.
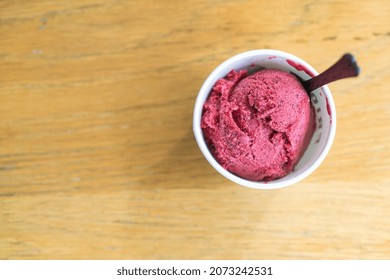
1, 0, 389, 260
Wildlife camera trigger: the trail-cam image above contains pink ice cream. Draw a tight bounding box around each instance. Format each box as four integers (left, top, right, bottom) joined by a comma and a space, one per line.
201, 69, 315, 181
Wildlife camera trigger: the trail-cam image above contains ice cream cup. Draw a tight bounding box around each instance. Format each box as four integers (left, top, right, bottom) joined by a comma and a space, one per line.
193, 49, 336, 189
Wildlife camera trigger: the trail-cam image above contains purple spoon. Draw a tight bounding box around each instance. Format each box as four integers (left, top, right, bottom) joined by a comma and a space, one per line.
301, 53, 360, 92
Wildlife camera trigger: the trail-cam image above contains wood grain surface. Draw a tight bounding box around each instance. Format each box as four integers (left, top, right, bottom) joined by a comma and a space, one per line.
0, 0, 389, 259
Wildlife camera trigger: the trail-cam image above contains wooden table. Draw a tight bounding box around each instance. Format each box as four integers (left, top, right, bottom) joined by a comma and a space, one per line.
1, 0, 389, 260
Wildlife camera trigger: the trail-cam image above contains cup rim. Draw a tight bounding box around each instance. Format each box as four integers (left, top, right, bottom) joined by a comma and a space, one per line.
193, 49, 336, 189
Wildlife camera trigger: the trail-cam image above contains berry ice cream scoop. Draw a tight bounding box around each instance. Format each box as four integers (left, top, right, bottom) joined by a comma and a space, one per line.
201, 69, 315, 181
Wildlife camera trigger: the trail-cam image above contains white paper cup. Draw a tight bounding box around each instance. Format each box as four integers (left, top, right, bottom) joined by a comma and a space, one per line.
193, 50, 336, 189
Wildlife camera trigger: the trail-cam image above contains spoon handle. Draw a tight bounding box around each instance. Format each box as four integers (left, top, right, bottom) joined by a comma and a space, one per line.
302, 53, 360, 92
